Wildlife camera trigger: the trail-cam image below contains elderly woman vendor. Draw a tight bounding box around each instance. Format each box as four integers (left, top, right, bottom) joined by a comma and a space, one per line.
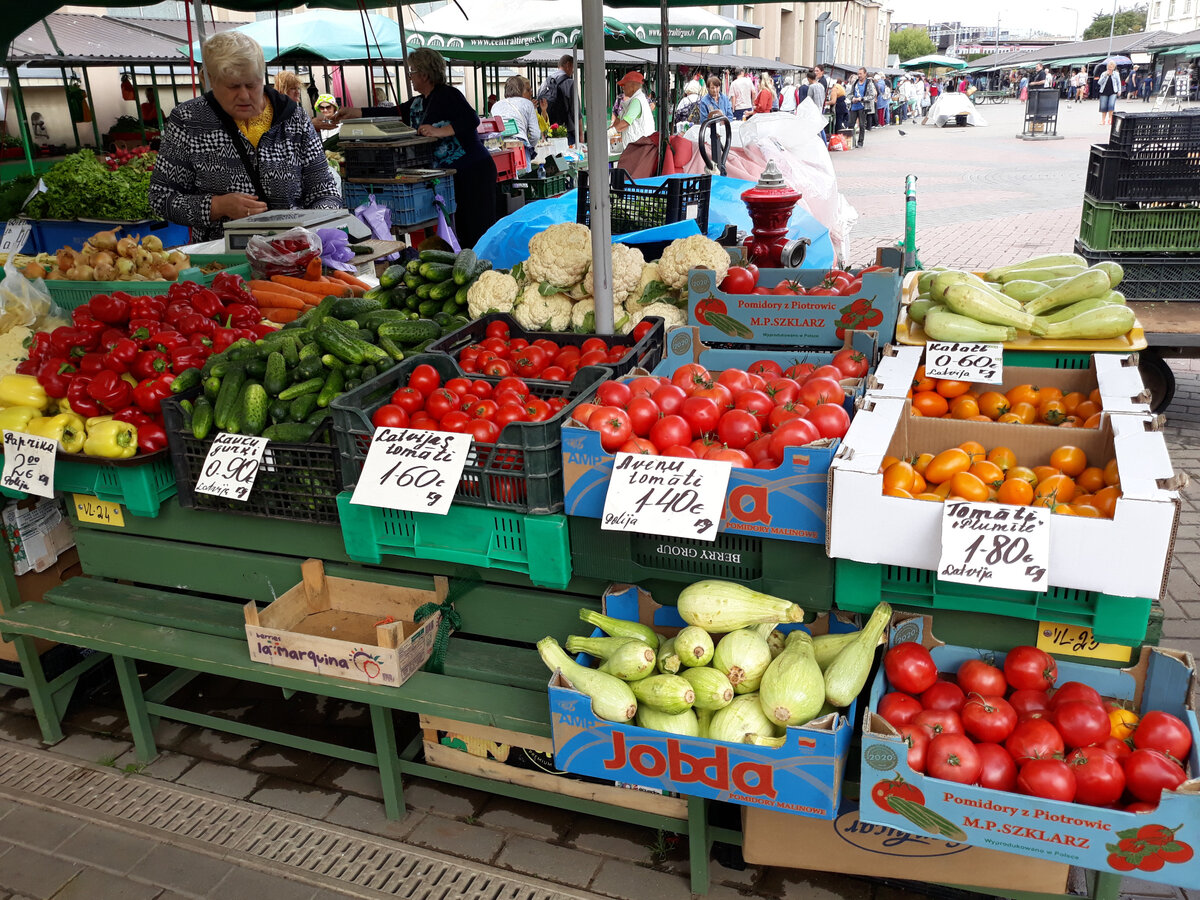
149, 31, 340, 240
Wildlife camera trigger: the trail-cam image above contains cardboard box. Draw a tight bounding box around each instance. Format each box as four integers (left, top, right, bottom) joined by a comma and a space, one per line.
687, 265, 902, 348
742, 800, 1071, 893
827, 395, 1181, 600
561, 326, 876, 545
547, 584, 857, 819
0, 546, 81, 662
243, 559, 443, 686
2, 498, 76, 576
859, 614, 1200, 890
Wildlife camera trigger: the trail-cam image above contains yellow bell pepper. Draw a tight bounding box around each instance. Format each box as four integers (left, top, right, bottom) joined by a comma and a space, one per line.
0, 375, 48, 410
83, 420, 137, 459
0, 406, 43, 433
120, 373, 138, 388
86, 415, 113, 430
27, 413, 86, 455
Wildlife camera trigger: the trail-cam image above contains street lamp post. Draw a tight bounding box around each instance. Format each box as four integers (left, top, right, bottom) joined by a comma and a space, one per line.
1061, 7, 1080, 41
1108, 0, 1119, 56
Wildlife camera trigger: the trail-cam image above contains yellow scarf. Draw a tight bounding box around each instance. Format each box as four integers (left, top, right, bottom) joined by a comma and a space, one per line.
236, 103, 274, 147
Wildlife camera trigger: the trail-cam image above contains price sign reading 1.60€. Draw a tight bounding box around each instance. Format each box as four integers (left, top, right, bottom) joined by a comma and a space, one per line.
924, 341, 1004, 384
194, 433, 269, 500
1, 430, 56, 499
601, 453, 732, 541
349, 427, 471, 516
938, 499, 1050, 592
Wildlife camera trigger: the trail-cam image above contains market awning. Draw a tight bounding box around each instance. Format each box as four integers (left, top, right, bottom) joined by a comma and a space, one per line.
8, 12, 215, 67
900, 54, 967, 69
1160, 42, 1200, 56
182, 9, 412, 63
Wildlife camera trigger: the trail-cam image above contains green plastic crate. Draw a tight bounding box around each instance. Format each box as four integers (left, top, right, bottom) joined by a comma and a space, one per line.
337, 493, 571, 589
1001, 350, 1097, 369
44, 261, 251, 311
0, 455, 176, 518
567, 516, 834, 615
1079, 196, 1200, 253
834, 559, 1152, 647
520, 172, 574, 201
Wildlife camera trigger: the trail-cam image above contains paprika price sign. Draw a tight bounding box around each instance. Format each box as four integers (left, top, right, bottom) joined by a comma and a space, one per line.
194, 433, 269, 500
349, 427, 470, 516
924, 342, 1003, 384
601, 453, 732, 541
938, 499, 1050, 592
1, 431, 56, 499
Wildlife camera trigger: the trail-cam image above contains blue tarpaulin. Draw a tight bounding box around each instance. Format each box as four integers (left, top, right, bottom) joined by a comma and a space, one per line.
475, 174, 834, 271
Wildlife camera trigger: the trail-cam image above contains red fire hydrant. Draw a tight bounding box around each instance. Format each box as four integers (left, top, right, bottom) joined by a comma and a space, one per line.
741, 160, 808, 269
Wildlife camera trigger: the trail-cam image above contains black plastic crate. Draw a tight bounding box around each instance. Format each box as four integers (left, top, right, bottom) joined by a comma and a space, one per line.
426, 313, 666, 382
576, 169, 711, 236
1086, 144, 1200, 203
1075, 238, 1200, 300
330, 354, 608, 513
1108, 109, 1200, 151
341, 139, 437, 179
162, 389, 344, 525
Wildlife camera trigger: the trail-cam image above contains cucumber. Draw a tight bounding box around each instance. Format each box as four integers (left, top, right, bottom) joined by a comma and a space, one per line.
378, 335, 405, 360
379, 265, 406, 290
377, 318, 441, 344
191, 397, 213, 440
416, 282, 435, 301
279, 335, 300, 366
278, 377, 324, 401
348, 243, 372, 254
418, 262, 454, 282
429, 279, 458, 302
418, 299, 441, 317
171, 368, 202, 394
343, 364, 363, 380
452, 249, 478, 286
321, 354, 346, 370
419, 249, 459, 264
245, 358, 267, 380
406, 294, 421, 311
404, 273, 423, 290
344, 378, 362, 391
262, 422, 317, 442
263, 351, 287, 396
305, 408, 333, 428
313, 321, 388, 366
289, 393, 319, 422
332, 297, 382, 318
455, 284, 470, 306
214, 368, 247, 431
317, 368, 345, 408
241, 383, 269, 436
203, 375, 221, 402
440, 296, 460, 316
298, 341, 321, 361
269, 399, 291, 423
406, 258, 423, 275
297, 355, 325, 380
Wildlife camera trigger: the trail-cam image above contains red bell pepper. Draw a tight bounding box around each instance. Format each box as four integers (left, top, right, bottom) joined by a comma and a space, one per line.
90, 294, 131, 325
189, 332, 214, 350
170, 345, 209, 373
71, 306, 96, 325
189, 288, 225, 319
130, 296, 167, 319
134, 420, 168, 454
87, 369, 134, 412
15, 359, 38, 375
66, 376, 101, 418
177, 312, 214, 337
113, 407, 152, 427
77, 351, 107, 375
212, 271, 250, 303
166, 281, 201, 301
247, 323, 277, 339
75, 319, 107, 349
37, 359, 76, 399
164, 302, 194, 329
211, 328, 239, 354
99, 327, 127, 350
27, 332, 52, 367
133, 374, 175, 414
131, 349, 170, 380
225, 303, 260, 328
103, 338, 139, 374
150, 330, 188, 353
49, 325, 93, 357
232, 327, 260, 342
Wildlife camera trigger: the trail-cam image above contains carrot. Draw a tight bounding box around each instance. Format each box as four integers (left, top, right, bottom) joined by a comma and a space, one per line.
331, 270, 372, 290
305, 256, 322, 280
248, 280, 313, 301
269, 274, 351, 297
260, 307, 303, 323
250, 290, 308, 310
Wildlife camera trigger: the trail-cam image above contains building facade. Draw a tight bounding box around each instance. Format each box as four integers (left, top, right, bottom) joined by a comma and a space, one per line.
1147, 0, 1200, 34
720, 1, 892, 72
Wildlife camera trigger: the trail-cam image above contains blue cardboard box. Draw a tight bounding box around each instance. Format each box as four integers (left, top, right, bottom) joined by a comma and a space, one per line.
859, 613, 1200, 889
546, 584, 858, 818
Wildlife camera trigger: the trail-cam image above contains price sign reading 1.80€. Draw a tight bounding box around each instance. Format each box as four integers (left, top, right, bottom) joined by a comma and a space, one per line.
194, 433, 269, 500
601, 453, 732, 541
349, 427, 471, 516
1, 430, 57, 499
924, 341, 1004, 384
938, 499, 1050, 592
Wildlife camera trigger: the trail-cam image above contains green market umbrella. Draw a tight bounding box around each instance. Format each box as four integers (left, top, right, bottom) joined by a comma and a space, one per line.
182, 9, 408, 62
900, 54, 968, 70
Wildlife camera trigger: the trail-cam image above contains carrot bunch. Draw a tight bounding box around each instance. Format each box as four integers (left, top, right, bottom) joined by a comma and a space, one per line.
248, 257, 371, 323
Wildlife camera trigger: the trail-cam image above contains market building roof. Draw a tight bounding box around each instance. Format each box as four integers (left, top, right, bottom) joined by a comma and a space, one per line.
965, 30, 1173, 71
7, 12, 235, 67
1146, 28, 1200, 51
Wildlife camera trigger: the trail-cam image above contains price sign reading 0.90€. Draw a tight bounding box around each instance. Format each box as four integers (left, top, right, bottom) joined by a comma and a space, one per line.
349, 427, 471, 516
1, 430, 57, 499
938, 499, 1050, 592
924, 341, 1004, 384
194, 433, 269, 500
601, 453, 732, 541
0, 219, 32, 257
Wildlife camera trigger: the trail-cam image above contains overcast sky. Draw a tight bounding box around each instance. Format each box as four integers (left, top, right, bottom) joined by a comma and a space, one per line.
888, 0, 1130, 40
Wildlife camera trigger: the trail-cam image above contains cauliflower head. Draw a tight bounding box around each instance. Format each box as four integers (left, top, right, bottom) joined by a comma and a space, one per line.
525, 223, 592, 288
657, 235, 730, 291
584, 243, 645, 304
513, 283, 573, 332
570, 298, 596, 333
466, 270, 520, 318
620, 301, 686, 334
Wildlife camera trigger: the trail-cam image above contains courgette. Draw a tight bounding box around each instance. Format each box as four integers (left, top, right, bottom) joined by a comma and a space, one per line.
923, 307, 1017, 343
1024, 269, 1111, 316
943, 284, 1036, 330
418, 262, 454, 282
241, 383, 269, 436
191, 397, 213, 440
377, 318, 441, 344
1030, 304, 1136, 340
452, 249, 478, 285
419, 249, 459, 264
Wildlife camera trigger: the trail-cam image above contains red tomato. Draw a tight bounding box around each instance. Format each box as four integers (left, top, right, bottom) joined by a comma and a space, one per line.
580, 349, 608, 367
883, 642, 939, 695
540, 366, 567, 382
799, 376, 845, 408
445, 377, 473, 397
1132, 710, 1193, 762
508, 339, 529, 353
581, 337, 607, 355
618, 437, 656, 454
897, 725, 932, 773
1098, 736, 1133, 761
957, 660, 1007, 698
628, 376, 663, 399
703, 446, 753, 467
681, 396, 721, 438
975, 742, 1018, 791
768, 417, 821, 464
483, 358, 512, 376
632, 320, 655, 341
809, 365, 843, 382
588, 407, 633, 452
716, 368, 753, 395
470, 400, 499, 421
571, 402, 600, 426
1067, 748, 1126, 806
424, 388, 459, 422
1004, 646, 1058, 692
961, 695, 1018, 743
651, 384, 687, 416
752, 286, 773, 295
914, 709, 963, 737
928, 734, 981, 784
408, 363, 441, 396
1005, 718, 1065, 765
871, 774, 925, 811
716, 409, 760, 450
533, 339, 559, 356
744, 433, 775, 465
768, 402, 808, 431
831, 348, 870, 379
734, 390, 774, 426
719, 266, 757, 294
468, 418, 500, 442
921, 681, 966, 712
372, 404, 409, 428
440, 410, 472, 432
693, 381, 733, 410
469, 379, 493, 399
772, 280, 807, 295
390, 386, 424, 415
783, 362, 816, 381
1049, 681, 1103, 711
879, 692, 924, 728
1124, 800, 1159, 813
457, 393, 481, 413
1018, 758, 1076, 802
649, 415, 692, 453
662, 444, 697, 458
748, 359, 784, 379
1010, 689, 1053, 720
672, 363, 711, 393
626, 396, 662, 437
805, 403, 851, 440
765, 378, 801, 406
495, 377, 530, 398
690, 437, 720, 457
596, 380, 632, 408
1054, 701, 1111, 749
512, 346, 548, 378
485, 320, 510, 340
494, 403, 527, 428
556, 346, 581, 367
523, 398, 552, 421
409, 418, 437, 430
1124, 749, 1187, 801
480, 337, 509, 358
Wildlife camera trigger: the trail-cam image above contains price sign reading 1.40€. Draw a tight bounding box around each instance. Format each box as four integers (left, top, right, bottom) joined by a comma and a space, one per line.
601, 453, 732, 541
194, 433, 269, 500
1, 430, 57, 499
924, 341, 1004, 384
349, 427, 471, 516
938, 499, 1050, 592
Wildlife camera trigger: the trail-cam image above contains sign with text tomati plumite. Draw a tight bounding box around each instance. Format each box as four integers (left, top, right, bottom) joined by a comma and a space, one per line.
924, 342, 1003, 384
350, 427, 470, 515
195, 433, 269, 500
1, 431, 56, 499
937, 499, 1050, 592
601, 453, 732, 541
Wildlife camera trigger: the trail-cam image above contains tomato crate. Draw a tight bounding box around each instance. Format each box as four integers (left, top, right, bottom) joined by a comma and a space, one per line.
566, 515, 833, 612
425, 313, 666, 383
336, 494, 571, 589
1078, 195, 1200, 253
834, 559, 1152, 647
342, 176, 456, 228
341, 139, 438, 179
162, 389, 343, 526
0, 454, 176, 518
1085, 143, 1200, 204
1075, 239, 1200, 301
576, 169, 711, 237
330, 354, 609, 513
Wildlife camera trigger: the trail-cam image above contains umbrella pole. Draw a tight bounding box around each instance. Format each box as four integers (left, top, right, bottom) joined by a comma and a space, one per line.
81, 67, 102, 148
583, 0, 614, 335
394, 2, 413, 97
657, 0, 668, 175
192, 0, 209, 91
573, 48, 582, 150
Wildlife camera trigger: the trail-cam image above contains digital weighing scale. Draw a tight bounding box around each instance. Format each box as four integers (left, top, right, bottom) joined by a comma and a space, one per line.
222, 208, 373, 252
339, 117, 423, 141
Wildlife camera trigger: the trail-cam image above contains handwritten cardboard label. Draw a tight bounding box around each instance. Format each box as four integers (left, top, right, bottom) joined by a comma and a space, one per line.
601, 453, 732, 541
1, 430, 56, 499
0, 219, 32, 258
194, 433, 269, 500
349, 427, 471, 516
1037, 622, 1133, 663
938, 500, 1050, 592
924, 342, 1003, 384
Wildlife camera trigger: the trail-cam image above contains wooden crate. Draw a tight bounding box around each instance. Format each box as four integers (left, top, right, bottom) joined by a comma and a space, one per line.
420, 714, 688, 820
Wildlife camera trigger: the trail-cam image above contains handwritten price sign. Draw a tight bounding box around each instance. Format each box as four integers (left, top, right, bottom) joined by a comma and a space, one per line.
601, 453, 732, 541
1, 430, 56, 499
194, 433, 269, 500
349, 427, 470, 515
0, 219, 32, 257
938, 500, 1050, 592
925, 342, 1004, 384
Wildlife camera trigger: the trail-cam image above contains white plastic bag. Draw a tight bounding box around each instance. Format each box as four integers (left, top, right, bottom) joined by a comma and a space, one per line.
0, 261, 52, 333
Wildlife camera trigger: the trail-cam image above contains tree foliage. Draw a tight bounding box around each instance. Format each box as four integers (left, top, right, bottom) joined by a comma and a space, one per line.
890, 28, 937, 61
1082, 6, 1147, 40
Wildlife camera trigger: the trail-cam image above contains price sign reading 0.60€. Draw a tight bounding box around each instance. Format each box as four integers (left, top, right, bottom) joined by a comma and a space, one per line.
601, 453, 732, 541
1, 430, 57, 499
349, 427, 471, 516
194, 433, 269, 500
924, 342, 1004, 384
938, 499, 1050, 592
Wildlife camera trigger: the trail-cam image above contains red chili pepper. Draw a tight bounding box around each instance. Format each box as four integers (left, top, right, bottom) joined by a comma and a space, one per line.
89, 294, 131, 325
133, 374, 175, 414
188, 288, 225, 319
170, 345, 209, 373
37, 359, 77, 399
77, 351, 107, 375
103, 338, 139, 374
87, 369, 134, 412
134, 420, 169, 454
66, 376, 101, 418
130, 296, 167, 319
225, 303, 260, 328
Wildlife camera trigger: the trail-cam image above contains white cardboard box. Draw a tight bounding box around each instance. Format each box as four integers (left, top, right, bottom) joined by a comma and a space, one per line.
827, 396, 1181, 600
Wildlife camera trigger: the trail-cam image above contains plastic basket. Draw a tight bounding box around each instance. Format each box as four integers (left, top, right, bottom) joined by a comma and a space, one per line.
834, 559, 1152, 647
1075, 239, 1200, 300
162, 389, 343, 525
1079, 195, 1200, 253
1085, 144, 1200, 204
517, 171, 575, 201
426, 313, 666, 383
1108, 109, 1200, 151
337, 493, 571, 588
576, 169, 711, 236
44, 278, 175, 311
0, 454, 176, 518
341, 140, 437, 179
331, 354, 608, 513
31, 219, 189, 255
1000, 349, 1094, 369
342, 176, 457, 229
492, 147, 524, 182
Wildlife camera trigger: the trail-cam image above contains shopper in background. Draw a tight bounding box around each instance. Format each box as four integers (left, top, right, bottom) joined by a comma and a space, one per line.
779, 75, 799, 113
832, 78, 848, 133
847, 67, 875, 148
1097, 61, 1123, 127
491, 75, 540, 162
674, 79, 704, 127
610, 70, 656, 147
805, 70, 827, 141
699, 75, 733, 120
729, 69, 754, 120
1029, 63, 1050, 89
140, 89, 159, 126
753, 73, 776, 114
875, 73, 890, 127
536, 55, 576, 144
372, 86, 396, 108
273, 71, 304, 107
314, 94, 340, 136
1018, 72, 1029, 101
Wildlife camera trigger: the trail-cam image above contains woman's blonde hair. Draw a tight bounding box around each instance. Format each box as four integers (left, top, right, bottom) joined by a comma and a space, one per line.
408, 48, 447, 87
273, 70, 302, 96
202, 31, 266, 86
759, 73, 776, 95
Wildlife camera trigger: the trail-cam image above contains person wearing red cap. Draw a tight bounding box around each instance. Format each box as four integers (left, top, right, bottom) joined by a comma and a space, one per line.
611, 70, 656, 150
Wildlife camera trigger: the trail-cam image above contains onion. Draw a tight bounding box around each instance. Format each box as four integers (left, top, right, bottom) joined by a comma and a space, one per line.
90, 229, 119, 251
